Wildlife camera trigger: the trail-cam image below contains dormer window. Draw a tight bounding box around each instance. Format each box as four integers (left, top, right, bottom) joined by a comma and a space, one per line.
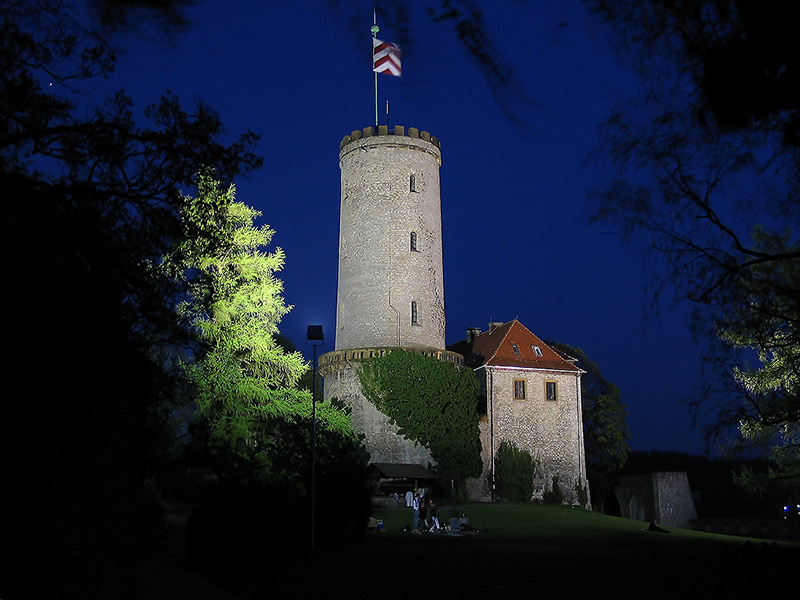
532, 346, 542, 357
511, 343, 520, 355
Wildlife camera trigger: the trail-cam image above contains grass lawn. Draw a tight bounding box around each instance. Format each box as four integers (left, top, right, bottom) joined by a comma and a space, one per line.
201, 503, 798, 597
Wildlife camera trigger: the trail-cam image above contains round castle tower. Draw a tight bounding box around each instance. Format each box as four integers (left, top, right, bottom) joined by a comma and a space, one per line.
320, 126, 462, 465
336, 126, 446, 350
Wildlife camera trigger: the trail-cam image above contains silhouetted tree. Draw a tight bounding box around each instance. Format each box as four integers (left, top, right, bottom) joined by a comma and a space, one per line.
583, 0, 800, 493
547, 341, 630, 510
2, 2, 260, 598
585, 0, 800, 141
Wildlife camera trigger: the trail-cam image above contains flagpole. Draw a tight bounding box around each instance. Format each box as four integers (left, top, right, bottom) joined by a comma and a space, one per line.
371, 11, 379, 129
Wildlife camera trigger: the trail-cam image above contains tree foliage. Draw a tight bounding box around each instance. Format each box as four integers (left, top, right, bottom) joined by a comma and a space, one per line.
174, 172, 356, 479
358, 350, 483, 495
2, 2, 261, 596
585, 0, 800, 491
3, 0, 262, 486
546, 341, 630, 482
173, 173, 370, 555
585, 0, 800, 141
495, 441, 534, 502
3, 0, 262, 359
186, 410, 371, 560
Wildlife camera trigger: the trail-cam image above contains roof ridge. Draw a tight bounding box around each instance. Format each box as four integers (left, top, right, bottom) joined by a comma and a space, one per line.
491, 320, 582, 372
484, 320, 514, 364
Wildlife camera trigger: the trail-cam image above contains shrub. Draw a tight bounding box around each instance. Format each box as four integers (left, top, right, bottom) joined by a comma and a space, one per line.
543, 475, 564, 504
496, 441, 534, 501
187, 416, 371, 564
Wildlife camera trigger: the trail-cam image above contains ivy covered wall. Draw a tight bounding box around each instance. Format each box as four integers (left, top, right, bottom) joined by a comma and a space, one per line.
358, 350, 483, 496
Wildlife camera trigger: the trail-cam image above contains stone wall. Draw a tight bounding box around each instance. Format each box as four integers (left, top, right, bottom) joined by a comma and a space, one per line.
615, 472, 698, 529
479, 366, 588, 504
320, 353, 435, 465
335, 127, 446, 351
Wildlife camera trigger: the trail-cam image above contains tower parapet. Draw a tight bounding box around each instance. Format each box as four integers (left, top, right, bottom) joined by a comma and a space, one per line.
319, 346, 463, 378
340, 126, 441, 151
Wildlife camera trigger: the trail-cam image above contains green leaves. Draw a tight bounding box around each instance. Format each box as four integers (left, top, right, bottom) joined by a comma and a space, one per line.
177, 172, 355, 477
495, 441, 534, 502
359, 350, 483, 491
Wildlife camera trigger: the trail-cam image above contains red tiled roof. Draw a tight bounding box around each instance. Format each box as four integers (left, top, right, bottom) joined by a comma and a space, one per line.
447, 320, 582, 373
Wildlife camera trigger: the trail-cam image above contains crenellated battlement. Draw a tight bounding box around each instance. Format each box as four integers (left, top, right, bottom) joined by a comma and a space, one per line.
319, 346, 463, 377
340, 125, 440, 150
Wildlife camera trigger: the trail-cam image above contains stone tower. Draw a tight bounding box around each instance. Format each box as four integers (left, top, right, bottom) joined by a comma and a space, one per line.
319, 126, 463, 466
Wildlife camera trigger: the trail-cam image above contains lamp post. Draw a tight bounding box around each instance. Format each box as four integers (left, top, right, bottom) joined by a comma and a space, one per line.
306, 325, 324, 552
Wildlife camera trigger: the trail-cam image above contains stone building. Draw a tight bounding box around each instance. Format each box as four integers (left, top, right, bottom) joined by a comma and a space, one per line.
320, 126, 588, 504
319, 126, 462, 466
448, 320, 589, 503
615, 472, 698, 529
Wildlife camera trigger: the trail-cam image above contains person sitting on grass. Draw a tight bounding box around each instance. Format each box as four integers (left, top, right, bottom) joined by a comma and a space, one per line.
459, 513, 473, 531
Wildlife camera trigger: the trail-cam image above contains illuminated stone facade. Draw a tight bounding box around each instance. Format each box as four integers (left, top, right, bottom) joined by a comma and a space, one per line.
321, 126, 450, 465
320, 128, 589, 506
334, 126, 445, 351
449, 320, 589, 504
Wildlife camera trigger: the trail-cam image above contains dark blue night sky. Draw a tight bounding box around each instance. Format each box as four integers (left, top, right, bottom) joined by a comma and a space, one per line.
101, 2, 708, 455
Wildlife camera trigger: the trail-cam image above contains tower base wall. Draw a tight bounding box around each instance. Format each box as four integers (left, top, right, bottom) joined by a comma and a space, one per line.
320, 354, 436, 466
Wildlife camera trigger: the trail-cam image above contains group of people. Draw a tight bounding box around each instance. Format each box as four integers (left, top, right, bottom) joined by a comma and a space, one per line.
406, 488, 439, 531
404, 488, 474, 534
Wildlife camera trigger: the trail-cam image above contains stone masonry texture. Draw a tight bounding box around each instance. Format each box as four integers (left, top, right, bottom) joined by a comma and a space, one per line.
478, 366, 588, 503
322, 127, 447, 465
335, 129, 446, 351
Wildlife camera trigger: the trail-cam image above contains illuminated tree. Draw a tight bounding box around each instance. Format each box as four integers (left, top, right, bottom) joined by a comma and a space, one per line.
174, 171, 355, 477
175, 172, 369, 555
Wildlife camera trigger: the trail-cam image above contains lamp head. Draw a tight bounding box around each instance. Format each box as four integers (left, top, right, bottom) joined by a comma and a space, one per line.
306, 325, 324, 345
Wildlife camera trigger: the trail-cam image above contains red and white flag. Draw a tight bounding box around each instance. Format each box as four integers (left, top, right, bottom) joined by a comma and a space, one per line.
373, 38, 401, 76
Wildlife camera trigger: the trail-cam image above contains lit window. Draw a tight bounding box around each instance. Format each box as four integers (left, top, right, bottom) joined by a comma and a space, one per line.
410, 231, 418, 251
514, 379, 526, 400
532, 346, 542, 356
511, 343, 520, 355
411, 301, 418, 325
545, 381, 557, 401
